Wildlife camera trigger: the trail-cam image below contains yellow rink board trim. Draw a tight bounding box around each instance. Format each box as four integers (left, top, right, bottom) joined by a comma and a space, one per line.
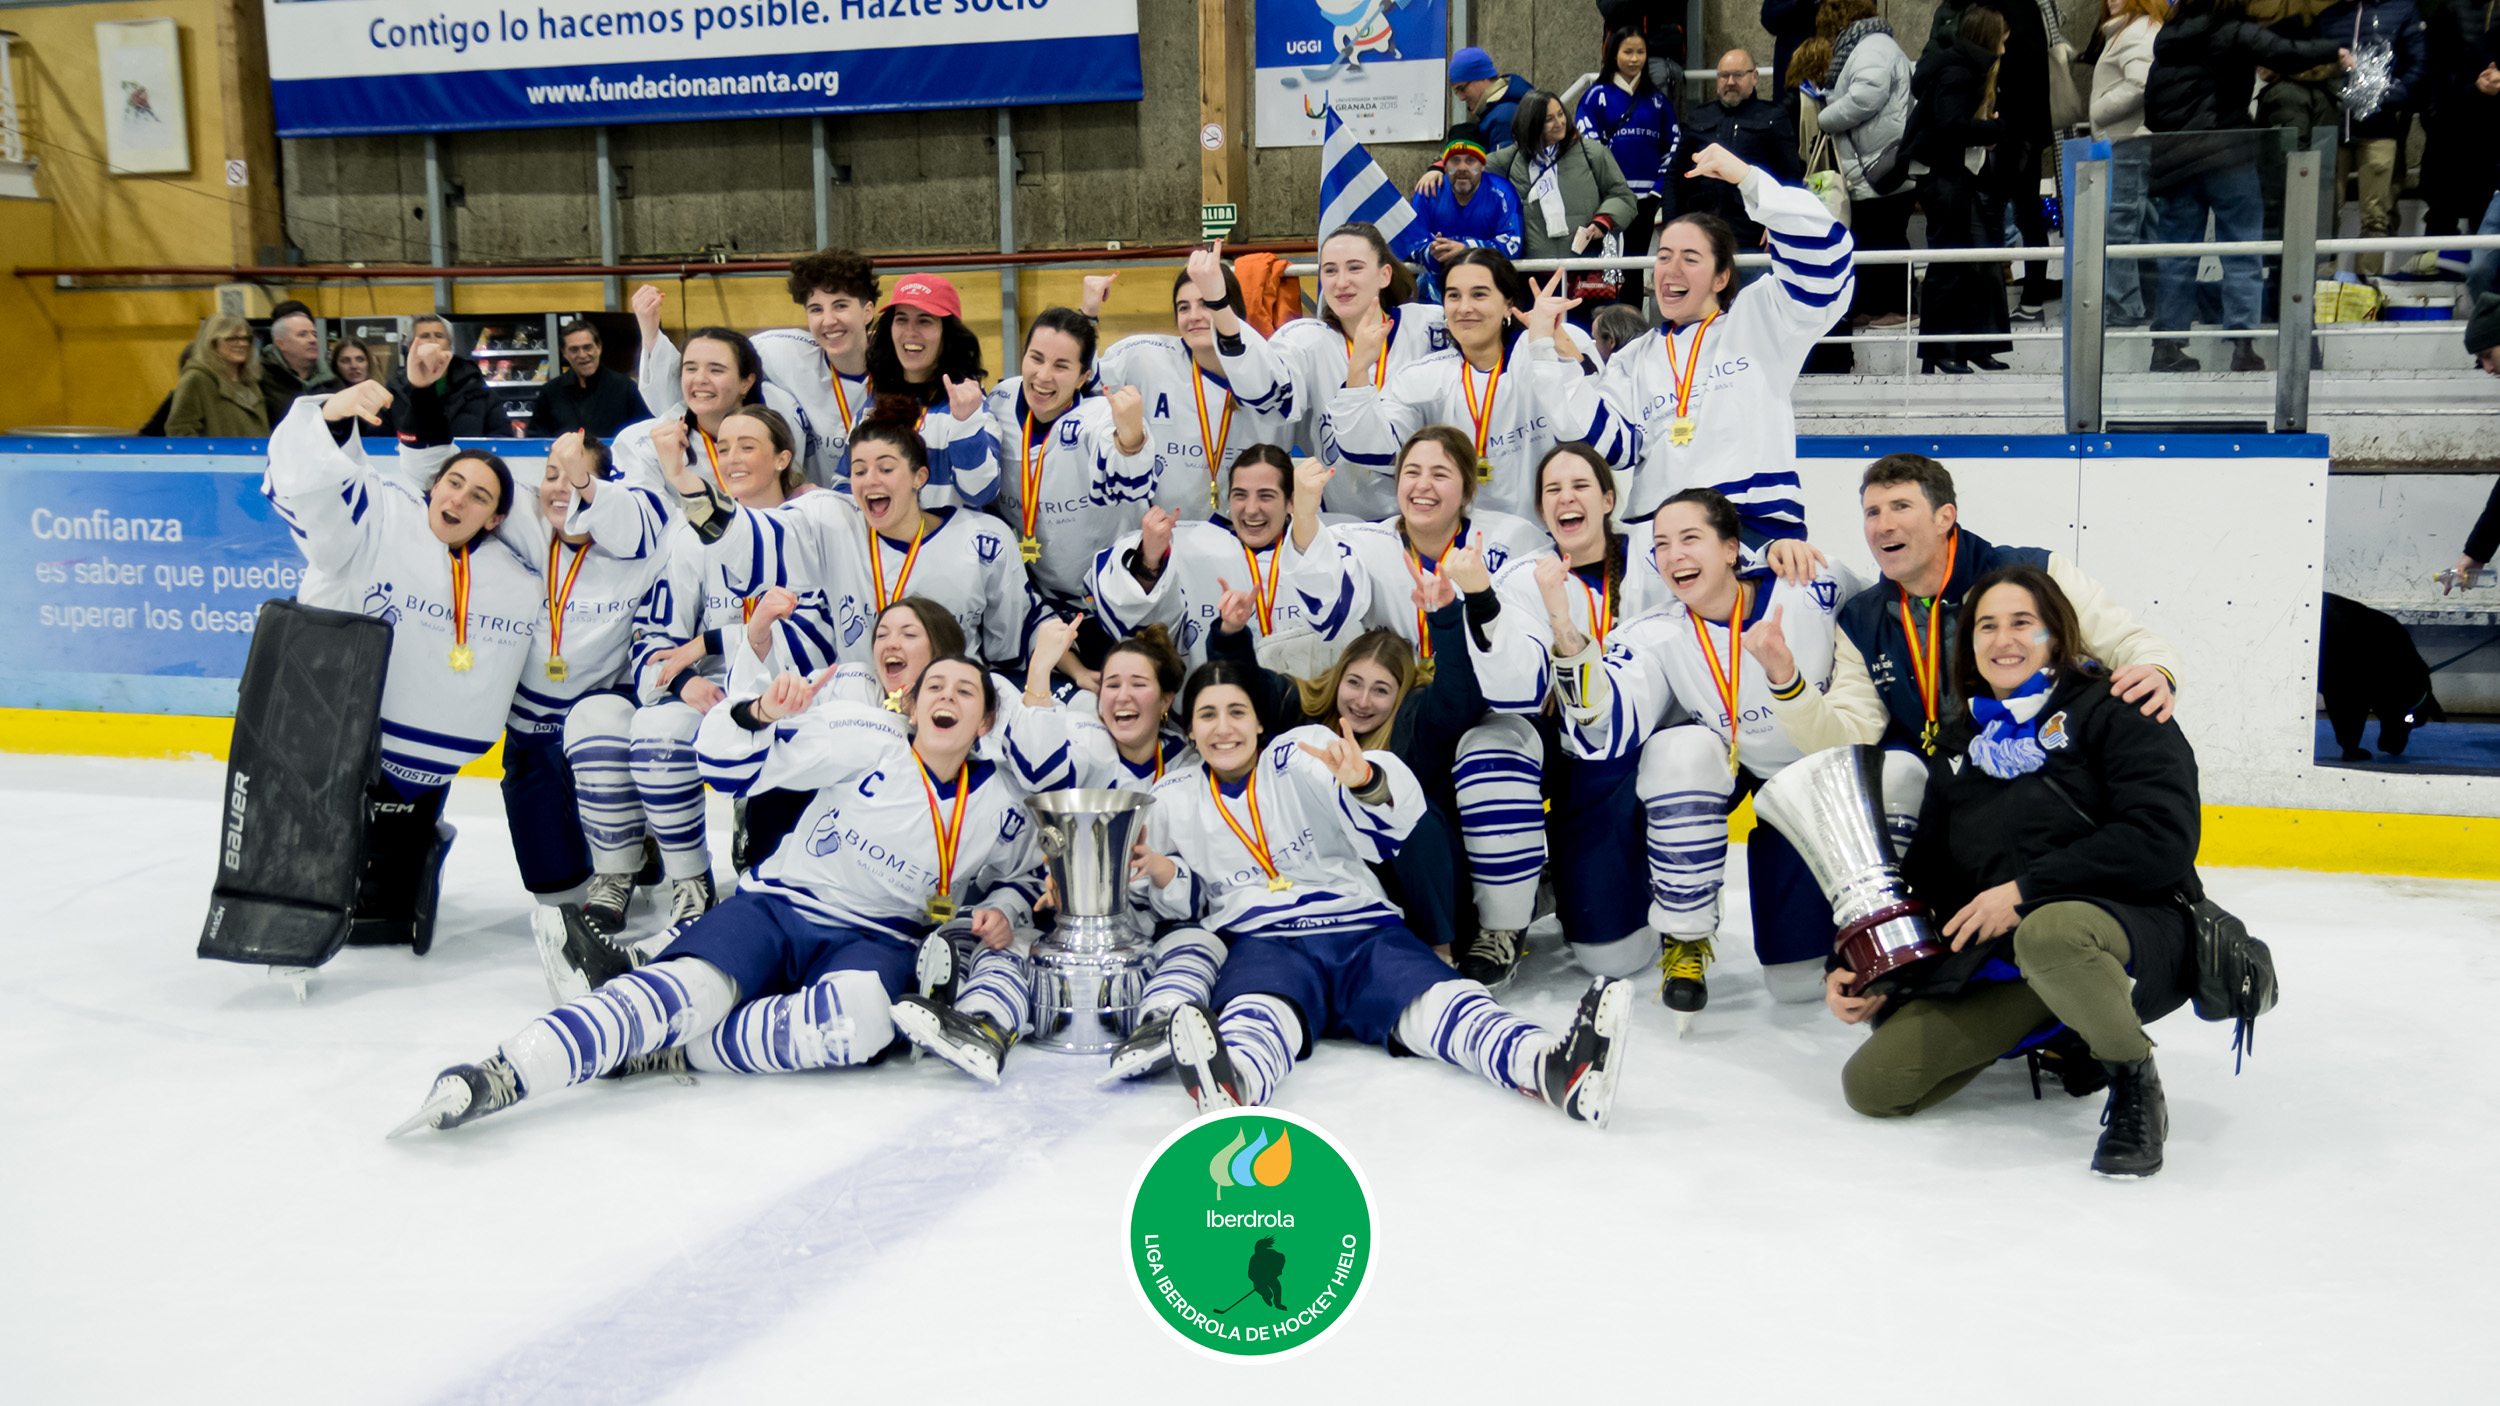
3, 709, 2491, 880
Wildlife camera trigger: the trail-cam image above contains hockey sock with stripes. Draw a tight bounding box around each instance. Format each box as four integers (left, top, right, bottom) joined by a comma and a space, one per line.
1140, 928, 1225, 1018
1396, 978, 1559, 1097
500, 956, 737, 1094
955, 942, 1030, 1035
1453, 735, 1546, 929
630, 717, 714, 881
689, 969, 894, 1073
1215, 994, 1301, 1107
563, 695, 647, 871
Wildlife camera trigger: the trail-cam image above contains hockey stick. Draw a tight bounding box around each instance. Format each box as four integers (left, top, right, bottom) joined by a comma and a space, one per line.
1208, 1288, 1261, 1315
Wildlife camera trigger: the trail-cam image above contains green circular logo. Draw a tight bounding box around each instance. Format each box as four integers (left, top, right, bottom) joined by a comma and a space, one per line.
1124, 1108, 1373, 1359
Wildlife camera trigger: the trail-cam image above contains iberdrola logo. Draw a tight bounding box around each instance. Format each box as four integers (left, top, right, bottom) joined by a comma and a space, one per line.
1126, 1109, 1372, 1360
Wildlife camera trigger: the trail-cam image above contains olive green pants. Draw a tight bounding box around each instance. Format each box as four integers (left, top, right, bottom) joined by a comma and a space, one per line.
1842, 901, 2153, 1118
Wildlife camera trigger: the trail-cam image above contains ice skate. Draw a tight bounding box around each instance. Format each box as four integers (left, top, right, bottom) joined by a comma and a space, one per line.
1538, 977, 1633, 1128
666, 872, 716, 926
579, 871, 636, 937
1168, 1002, 1244, 1112
387, 1056, 522, 1137
890, 993, 1010, 1085
267, 966, 314, 1004
1459, 927, 1525, 992
1659, 936, 1714, 1036
914, 930, 961, 1003
1098, 1009, 1176, 1087
2091, 1056, 2168, 1179
532, 902, 632, 1003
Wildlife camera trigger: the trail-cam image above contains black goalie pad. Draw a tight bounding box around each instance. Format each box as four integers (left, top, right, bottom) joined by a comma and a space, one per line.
197, 598, 392, 968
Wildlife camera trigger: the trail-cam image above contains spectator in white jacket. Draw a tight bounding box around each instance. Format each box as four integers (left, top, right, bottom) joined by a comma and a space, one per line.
2090, 0, 2166, 326
1809, 0, 1917, 325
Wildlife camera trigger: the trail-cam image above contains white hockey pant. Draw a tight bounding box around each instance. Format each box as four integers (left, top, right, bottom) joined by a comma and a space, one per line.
1140, 927, 1225, 1020
501, 957, 739, 1094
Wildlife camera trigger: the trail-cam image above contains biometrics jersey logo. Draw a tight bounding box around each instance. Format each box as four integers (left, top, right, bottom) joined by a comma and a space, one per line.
362, 582, 400, 624
806, 808, 844, 856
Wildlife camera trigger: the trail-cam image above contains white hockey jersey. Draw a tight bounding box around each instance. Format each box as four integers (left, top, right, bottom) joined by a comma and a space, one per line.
1318, 324, 1640, 520
996, 701, 1193, 795
752, 327, 871, 488
983, 381, 1160, 603
1563, 561, 1861, 780
1089, 516, 1338, 677
1095, 333, 1299, 521
1472, 539, 1678, 713
1287, 511, 1553, 650
1598, 168, 1855, 530
1136, 729, 1426, 938
1218, 306, 1451, 518
695, 700, 1046, 941
617, 366, 821, 490
630, 514, 851, 702
506, 478, 673, 737
261, 400, 540, 789
708, 493, 1037, 669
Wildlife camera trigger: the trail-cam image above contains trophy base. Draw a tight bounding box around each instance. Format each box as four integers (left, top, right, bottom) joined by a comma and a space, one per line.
1836, 903, 1944, 998
1027, 930, 1154, 1055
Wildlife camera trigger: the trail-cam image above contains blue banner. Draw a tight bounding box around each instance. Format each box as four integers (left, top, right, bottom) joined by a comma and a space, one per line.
1, 440, 547, 716
265, 0, 1144, 136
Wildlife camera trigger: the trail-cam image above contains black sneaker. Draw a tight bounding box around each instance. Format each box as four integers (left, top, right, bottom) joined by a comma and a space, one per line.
1538, 978, 1633, 1128
891, 994, 1011, 1085
2091, 1056, 2169, 1178
1167, 1003, 1245, 1112
388, 1056, 523, 1137
2149, 340, 2201, 373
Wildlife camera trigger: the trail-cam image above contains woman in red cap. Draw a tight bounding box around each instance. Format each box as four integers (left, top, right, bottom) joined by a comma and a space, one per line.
865, 272, 1000, 513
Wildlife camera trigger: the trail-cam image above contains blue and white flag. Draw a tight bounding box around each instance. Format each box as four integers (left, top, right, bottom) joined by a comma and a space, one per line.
1318, 105, 1428, 259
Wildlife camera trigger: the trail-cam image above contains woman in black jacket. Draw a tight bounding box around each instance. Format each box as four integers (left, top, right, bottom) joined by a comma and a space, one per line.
1204, 547, 1498, 972
1908, 6, 2014, 372
2141, 0, 2350, 372
1829, 564, 2199, 1179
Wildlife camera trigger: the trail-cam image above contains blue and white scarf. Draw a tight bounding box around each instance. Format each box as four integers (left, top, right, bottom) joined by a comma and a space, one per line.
1967, 670, 2056, 779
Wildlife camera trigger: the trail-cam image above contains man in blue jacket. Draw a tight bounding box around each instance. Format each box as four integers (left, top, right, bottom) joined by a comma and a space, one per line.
1412, 125, 1525, 301
1449, 45, 1532, 151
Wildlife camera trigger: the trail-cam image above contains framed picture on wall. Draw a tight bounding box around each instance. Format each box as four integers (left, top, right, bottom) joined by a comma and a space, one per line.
95, 19, 189, 175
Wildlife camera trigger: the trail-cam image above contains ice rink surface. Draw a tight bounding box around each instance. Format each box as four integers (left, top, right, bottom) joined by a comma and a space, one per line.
4, 753, 2494, 1403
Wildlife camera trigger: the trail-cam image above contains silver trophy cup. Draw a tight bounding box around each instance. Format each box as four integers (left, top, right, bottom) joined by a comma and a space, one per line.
1025, 789, 1157, 1054
1751, 745, 1942, 996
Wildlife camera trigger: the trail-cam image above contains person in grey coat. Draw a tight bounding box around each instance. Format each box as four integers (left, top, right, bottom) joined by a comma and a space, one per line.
1811, 0, 1917, 322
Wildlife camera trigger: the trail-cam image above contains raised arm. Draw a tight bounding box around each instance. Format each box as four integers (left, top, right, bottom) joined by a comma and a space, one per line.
693, 670, 906, 797
261, 389, 397, 577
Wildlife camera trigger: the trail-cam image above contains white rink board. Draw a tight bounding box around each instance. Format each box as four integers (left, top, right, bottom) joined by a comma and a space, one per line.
1792, 435, 2496, 816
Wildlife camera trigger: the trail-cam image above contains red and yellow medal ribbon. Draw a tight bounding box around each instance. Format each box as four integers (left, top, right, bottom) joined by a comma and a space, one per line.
696, 426, 726, 493
1692, 583, 1746, 775
447, 541, 474, 671
1404, 534, 1455, 661
1580, 571, 1614, 647
867, 517, 928, 612
915, 750, 970, 921
1240, 540, 1282, 634
1898, 529, 1960, 754
1348, 330, 1389, 388
830, 369, 857, 438
1666, 311, 1718, 440
543, 537, 590, 679
1018, 407, 1048, 544
1192, 371, 1235, 507
1208, 766, 1289, 891
1459, 355, 1504, 463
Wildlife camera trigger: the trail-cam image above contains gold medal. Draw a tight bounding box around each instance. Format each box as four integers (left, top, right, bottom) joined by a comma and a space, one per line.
917, 751, 970, 931
1460, 354, 1504, 479
1192, 371, 1235, 511
1209, 768, 1293, 893
1919, 720, 1940, 757
446, 542, 475, 675
1020, 534, 1042, 564
1691, 585, 1746, 777
1664, 312, 1718, 449
1266, 876, 1292, 893
449, 644, 474, 672
883, 689, 906, 713
543, 537, 590, 687
926, 895, 956, 923
544, 654, 568, 682
1669, 416, 1697, 446
1899, 531, 1961, 758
